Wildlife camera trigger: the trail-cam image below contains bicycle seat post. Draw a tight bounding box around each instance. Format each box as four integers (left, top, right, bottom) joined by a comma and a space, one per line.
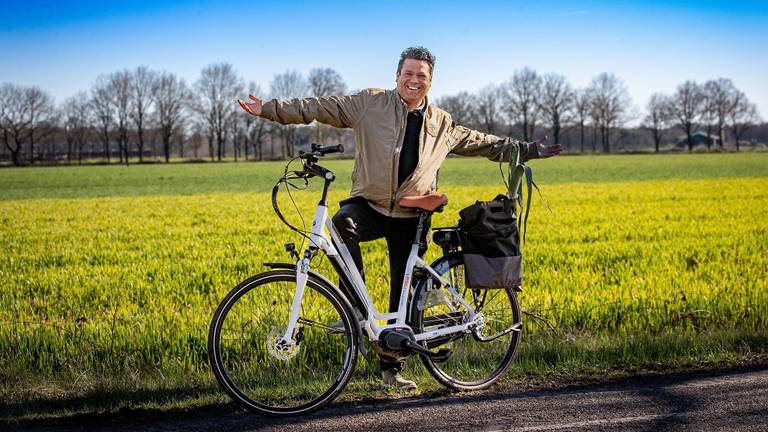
413, 210, 429, 248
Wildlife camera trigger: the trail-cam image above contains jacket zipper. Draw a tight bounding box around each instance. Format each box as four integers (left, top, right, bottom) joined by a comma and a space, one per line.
390, 106, 407, 212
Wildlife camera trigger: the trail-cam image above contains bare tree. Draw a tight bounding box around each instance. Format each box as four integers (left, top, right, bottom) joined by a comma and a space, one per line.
153, 72, 188, 162
587, 73, 632, 153
0, 85, 7, 159
174, 126, 187, 159
573, 89, 591, 153
195, 63, 244, 161
643, 93, 672, 153
24, 86, 56, 163
62, 91, 92, 164
539, 73, 574, 145
704, 78, 738, 150
90, 76, 114, 163
435, 91, 475, 126
243, 82, 268, 160
700, 83, 717, 150
669, 80, 704, 151
587, 89, 601, 152
474, 84, 503, 135
230, 107, 245, 162
129, 66, 157, 162
188, 123, 206, 159
0, 83, 27, 166
503, 67, 542, 141
105, 71, 132, 165
0, 88, 6, 162
728, 90, 760, 151
0, 84, 55, 165
307, 68, 347, 144
270, 70, 308, 158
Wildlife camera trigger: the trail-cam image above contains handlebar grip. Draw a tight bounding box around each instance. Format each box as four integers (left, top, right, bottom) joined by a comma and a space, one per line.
317, 144, 344, 155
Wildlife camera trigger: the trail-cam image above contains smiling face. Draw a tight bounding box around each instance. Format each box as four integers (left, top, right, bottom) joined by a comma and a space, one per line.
396, 59, 432, 110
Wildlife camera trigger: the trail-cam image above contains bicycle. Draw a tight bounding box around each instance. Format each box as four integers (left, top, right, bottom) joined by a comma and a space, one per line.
208, 143, 522, 416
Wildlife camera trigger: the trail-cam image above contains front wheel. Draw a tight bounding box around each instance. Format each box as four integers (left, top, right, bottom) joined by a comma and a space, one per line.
208, 270, 358, 416
410, 252, 522, 390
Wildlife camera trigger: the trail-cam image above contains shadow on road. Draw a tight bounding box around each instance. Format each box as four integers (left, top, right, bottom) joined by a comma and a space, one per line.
4, 363, 767, 431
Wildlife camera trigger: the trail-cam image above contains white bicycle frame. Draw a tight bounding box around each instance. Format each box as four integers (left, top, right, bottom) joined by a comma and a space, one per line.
279, 200, 479, 345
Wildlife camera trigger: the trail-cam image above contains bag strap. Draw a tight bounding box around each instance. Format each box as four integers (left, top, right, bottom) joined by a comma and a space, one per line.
498, 142, 536, 243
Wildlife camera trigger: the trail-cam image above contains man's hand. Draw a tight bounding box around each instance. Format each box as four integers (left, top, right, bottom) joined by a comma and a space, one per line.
237, 94, 264, 117
535, 136, 562, 159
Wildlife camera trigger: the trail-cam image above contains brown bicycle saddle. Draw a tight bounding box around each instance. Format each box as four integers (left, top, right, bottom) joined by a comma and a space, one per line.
398, 193, 448, 212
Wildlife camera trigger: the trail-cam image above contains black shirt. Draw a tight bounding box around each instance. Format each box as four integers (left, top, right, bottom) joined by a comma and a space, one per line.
398, 109, 423, 187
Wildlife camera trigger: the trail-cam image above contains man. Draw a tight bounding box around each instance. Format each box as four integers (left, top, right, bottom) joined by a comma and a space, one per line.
238, 46, 561, 389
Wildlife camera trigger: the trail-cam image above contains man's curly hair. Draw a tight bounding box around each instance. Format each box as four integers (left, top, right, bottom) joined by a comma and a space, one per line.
397, 46, 436, 76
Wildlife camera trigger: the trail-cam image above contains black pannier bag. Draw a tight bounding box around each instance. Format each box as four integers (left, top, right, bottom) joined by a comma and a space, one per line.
457, 142, 535, 289
458, 194, 522, 288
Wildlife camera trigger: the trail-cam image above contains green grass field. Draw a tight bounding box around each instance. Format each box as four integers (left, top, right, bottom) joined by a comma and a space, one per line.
1, 153, 767, 420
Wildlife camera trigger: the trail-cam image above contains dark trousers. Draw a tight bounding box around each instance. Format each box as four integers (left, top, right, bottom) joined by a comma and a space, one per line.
331, 197, 430, 371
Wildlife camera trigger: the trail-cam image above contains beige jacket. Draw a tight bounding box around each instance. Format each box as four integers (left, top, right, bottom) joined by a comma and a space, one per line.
260, 88, 537, 217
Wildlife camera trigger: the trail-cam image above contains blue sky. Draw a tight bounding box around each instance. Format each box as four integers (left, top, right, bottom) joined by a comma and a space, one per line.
1, 0, 766, 120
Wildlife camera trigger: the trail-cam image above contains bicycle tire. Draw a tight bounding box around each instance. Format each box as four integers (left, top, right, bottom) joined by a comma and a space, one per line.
208, 270, 358, 416
409, 252, 522, 390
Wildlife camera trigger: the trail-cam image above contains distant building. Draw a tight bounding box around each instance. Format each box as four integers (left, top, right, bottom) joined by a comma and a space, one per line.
675, 131, 722, 149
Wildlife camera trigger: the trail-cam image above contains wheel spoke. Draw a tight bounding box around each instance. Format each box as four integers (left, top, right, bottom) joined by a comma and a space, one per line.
209, 273, 358, 415
414, 253, 521, 390
297, 317, 345, 333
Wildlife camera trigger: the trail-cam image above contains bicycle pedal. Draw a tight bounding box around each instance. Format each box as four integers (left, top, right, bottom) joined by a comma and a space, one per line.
403, 340, 452, 363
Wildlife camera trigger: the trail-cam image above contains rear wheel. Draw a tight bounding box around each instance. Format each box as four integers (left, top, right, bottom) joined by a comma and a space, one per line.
208, 270, 358, 416
410, 252, 522, 390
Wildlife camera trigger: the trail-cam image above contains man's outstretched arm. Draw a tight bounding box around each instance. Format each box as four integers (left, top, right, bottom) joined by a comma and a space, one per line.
532, 136, 562, 159
238, 95, 265, 116
449, 124, 561, 161
238, 92, 367, 128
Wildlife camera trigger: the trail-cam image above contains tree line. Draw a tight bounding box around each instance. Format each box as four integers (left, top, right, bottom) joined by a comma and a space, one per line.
0, 63, 763, 166
436, 69, 761, 153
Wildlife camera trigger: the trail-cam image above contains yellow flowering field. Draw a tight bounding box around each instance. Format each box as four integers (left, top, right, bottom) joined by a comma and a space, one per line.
1, 154, 766, 416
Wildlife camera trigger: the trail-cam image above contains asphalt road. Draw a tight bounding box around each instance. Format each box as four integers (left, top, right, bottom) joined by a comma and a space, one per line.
13, 366, 768, 431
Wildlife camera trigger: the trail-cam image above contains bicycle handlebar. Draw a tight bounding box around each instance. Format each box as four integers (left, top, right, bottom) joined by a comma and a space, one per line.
315, 143, 344, 155
273, 144, 341, 235
299, 143, 344, 160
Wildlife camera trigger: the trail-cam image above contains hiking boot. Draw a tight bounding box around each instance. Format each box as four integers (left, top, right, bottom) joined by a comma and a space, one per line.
382, 369, 417, 390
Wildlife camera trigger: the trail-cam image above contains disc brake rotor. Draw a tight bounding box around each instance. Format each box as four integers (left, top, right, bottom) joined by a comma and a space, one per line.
267, 326, 299, 361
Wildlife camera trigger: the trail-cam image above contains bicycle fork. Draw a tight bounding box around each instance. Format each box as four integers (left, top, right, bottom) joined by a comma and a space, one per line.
277, 255, 310, 347
278, 199, 333, 347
